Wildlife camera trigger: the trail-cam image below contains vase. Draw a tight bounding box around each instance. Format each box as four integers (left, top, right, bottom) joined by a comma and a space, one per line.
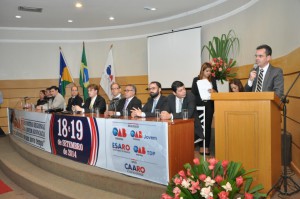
216, 80, 229, 92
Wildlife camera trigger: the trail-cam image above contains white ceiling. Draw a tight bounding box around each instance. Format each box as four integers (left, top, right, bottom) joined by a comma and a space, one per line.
0, 0, 220, 28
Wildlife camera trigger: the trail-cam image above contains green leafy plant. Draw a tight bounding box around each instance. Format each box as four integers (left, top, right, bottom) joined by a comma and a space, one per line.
202, 30, 240, 83
161, 157, 267, 199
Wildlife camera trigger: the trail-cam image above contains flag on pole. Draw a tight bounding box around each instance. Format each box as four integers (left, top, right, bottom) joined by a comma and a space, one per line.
100, 45, 115, 100
59, 47, 74, 97
79, 42, 90, 101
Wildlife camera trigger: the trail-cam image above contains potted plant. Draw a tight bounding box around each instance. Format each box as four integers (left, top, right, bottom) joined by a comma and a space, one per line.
202, 30, 240, 87
161, 157, 267, 199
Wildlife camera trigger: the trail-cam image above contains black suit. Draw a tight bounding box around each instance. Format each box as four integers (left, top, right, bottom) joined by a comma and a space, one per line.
82, 95, 106, 114
191, 77, 218, 147
117, 96, 142, 116
108, 95, 123, 111
165, 92, 203, 139
142, 95, 168, 117
66, 95, 83, 111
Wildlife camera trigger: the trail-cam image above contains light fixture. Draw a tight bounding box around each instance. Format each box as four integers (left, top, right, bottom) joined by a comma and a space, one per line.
15, 15, 22, 19
109, 17, 114, 21
68, 20, 73, 23
144, 7, 156, 11
75, 2, 83, 8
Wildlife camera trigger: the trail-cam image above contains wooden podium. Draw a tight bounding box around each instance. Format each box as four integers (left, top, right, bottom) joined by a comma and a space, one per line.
211, 92, 282, 193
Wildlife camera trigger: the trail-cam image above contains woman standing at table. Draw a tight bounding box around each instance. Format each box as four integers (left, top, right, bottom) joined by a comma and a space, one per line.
191, 62, 218, 156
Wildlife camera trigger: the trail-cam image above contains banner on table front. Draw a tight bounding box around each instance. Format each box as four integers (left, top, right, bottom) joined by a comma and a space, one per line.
7, 108, 52, 152
49, 114, 106, 167
105, 119, 169, 185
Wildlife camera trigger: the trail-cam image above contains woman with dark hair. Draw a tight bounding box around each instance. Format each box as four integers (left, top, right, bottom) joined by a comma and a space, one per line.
36, 90, 47, 106
191, 62, 218, 156
229, 78, 244, 92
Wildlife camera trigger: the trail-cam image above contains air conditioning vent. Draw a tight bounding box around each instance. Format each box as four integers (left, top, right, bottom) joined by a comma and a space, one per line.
18, 6, 43, 13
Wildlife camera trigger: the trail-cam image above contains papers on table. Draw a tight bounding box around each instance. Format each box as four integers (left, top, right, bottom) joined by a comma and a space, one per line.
196, 79, 212, 100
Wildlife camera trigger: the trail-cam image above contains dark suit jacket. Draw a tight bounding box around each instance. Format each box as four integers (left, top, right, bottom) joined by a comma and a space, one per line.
66, 95, 83, 111
117, 96, 142, 116
82, 95, 106, 113
165, 92, 195, 119
244, 64, 284, 98
108, 95, 123, 111
191, 76, 218, 106
142, 95, 168, 117
165, 92, 203, 138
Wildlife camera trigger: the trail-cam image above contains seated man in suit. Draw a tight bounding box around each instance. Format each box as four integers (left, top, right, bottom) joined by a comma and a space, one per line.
161, 81, 195, 120
108, 82, 123, 111
37, 86, 65, 110
107, 84, 142, 116
74, 84, 106, 114
245, 44, 284, 98
161, 81, 203, 140
131, 81, 167, 118
66, 86, 83, 111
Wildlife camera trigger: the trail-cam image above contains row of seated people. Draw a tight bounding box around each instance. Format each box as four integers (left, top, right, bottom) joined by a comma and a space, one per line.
35, 63, 246, 156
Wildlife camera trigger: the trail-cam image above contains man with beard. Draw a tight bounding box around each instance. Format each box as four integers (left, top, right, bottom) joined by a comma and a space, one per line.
131, 81, 167, 118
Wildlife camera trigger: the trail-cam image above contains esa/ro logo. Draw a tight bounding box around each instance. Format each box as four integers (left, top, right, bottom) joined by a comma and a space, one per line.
112, 142, 130, 152
130, 130, 142, 139
112, 127, 127, 138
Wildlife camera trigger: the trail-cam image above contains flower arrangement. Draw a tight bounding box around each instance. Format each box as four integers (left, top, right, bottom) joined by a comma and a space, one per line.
161, 157, 267, 199
210, 57, 236, 84
202, 30, 240, 83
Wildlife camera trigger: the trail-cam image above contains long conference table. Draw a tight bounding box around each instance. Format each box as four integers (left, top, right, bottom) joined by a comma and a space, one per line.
7, 108, 194, 185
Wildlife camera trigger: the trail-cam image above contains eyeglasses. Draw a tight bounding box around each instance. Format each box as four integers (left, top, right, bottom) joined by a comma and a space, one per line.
124, 89, 133, 92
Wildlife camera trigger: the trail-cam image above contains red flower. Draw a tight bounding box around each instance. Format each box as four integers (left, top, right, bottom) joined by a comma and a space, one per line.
215, 175, 223, 184
173, 176, 182, 185
178, 170, 186, 178
193, 158, 200, 165
245, 192, 253, 199
161, 193, 173, 199
218, 191, 229, 199
199, 174, 207, 181
221, 160, 229, 168
236, 176, 243, 187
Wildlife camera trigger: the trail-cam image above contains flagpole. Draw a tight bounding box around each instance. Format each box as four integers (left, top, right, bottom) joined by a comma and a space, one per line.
59, 46, 75, 83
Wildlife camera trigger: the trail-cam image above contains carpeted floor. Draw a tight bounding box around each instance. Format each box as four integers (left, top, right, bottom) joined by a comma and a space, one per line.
0, 180, 13, 195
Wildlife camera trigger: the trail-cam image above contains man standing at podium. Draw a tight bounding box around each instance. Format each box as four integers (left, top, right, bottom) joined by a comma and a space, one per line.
245, 44, 284, 98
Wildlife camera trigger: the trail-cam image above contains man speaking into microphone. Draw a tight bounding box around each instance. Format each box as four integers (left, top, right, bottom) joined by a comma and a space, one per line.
245, 44, 284, 98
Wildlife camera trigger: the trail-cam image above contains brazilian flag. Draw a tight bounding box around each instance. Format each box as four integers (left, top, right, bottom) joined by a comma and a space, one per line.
80, 42, 90, 101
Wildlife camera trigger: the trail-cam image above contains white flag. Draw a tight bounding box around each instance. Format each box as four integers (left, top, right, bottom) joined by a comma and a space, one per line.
100, 46, 115, 100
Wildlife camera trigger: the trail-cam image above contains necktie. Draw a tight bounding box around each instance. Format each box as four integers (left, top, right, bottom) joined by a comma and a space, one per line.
256, 69, 264, 92
176, 98, 183, 113
151, 99, 157, 113
123, 99, 129, 111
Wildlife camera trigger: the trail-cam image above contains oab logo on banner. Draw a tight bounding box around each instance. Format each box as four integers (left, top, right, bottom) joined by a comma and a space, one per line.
112, 127, 127, 140
50, 115, 99, 166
